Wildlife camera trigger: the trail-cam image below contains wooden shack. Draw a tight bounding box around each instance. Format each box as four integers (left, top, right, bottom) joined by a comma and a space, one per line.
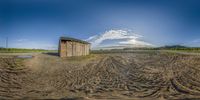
59, 37, 90, 57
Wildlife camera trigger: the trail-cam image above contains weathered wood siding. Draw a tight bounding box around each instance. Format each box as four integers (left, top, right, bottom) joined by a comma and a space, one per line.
59, 40, 90, 57
60, 41, 67, 57
66, 41, 73, 57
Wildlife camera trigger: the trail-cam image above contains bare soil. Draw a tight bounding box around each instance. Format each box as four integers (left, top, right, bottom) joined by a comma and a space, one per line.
0, 52, 200, 100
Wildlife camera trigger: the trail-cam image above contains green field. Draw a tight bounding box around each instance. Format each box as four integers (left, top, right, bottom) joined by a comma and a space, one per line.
91, 46, 200, 54
0, 48, 57, 53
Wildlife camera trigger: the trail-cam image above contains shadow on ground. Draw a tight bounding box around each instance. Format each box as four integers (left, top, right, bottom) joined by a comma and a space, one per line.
43, 52, 59, 57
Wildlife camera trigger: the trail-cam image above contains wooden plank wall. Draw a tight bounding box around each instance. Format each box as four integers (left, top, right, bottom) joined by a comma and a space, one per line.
67, 41, 73, 57
59, 41, 67, 57
59, 40, 90, 57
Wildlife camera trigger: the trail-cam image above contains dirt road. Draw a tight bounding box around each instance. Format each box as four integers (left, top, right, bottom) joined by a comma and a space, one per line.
0, 52, 200, 100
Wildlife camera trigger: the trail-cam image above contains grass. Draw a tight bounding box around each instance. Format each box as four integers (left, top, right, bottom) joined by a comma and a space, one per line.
0, 48, 57, 53
91, 49, 157, 54
63, 54, 97, 62
162, 49, 200, 54
170, 49, 200, 53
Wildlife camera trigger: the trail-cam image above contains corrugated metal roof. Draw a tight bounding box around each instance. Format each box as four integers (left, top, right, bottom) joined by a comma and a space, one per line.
60, 37, 90, 44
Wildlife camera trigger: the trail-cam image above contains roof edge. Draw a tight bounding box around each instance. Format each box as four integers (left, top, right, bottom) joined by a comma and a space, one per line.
60, 36, 90, 44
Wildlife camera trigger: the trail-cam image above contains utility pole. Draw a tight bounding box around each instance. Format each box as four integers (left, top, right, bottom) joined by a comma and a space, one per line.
6, 37, 8, 48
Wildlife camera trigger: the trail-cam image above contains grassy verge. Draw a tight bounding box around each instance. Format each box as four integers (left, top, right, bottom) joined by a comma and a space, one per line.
0, 48, 57, 53
62, 54, 97, 61
160, 49, 200, 53
91, 49, 158, 54
170, 49, 200, 53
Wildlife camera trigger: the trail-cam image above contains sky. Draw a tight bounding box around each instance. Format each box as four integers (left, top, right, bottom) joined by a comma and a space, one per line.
0, 0, 200, 49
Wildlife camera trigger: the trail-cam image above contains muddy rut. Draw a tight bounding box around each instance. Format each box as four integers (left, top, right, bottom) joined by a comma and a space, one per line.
0, 52, 200, 99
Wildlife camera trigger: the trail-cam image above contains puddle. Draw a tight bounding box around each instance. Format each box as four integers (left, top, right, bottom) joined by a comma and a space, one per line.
17, 55, 33, 59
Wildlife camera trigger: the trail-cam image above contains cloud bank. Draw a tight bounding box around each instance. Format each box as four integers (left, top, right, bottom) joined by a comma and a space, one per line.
86, 29, 154, 49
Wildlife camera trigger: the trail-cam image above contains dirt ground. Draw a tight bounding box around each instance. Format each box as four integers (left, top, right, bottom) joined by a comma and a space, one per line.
0, 51, 200, 100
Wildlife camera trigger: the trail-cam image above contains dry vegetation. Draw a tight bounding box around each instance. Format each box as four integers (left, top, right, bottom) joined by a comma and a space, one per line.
0, 51, 200, 100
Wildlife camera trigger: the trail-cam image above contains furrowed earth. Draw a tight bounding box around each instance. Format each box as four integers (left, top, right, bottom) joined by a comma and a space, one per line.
0, 51, 200, 100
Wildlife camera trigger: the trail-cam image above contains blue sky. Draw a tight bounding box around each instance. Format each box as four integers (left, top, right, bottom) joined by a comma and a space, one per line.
0, 0, 200, 49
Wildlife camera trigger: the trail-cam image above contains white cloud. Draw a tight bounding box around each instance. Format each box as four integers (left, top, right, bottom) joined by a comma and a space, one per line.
191, 39, 200, 43
119, 39, 153, 46
183, 39, 200, 47
17, 39, 28, 42
86, 29, 154, 49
